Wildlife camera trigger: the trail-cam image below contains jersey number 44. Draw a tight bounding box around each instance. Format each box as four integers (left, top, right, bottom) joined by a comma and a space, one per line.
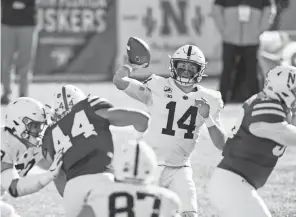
52, 110, 97, 153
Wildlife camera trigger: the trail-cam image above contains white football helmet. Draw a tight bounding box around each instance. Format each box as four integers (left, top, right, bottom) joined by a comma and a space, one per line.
5, 97, 47, 147
114, 140, 157, 184
170, 45, 207, 86
263, 65, 296, 109
53, 85, 86, 120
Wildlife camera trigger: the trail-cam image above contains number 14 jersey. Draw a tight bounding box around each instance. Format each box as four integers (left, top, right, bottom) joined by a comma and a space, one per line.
143, 75, 223, 167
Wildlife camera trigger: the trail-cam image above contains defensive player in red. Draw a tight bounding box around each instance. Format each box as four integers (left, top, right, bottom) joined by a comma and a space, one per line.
41, 85, 150, 217
208, 65, 296, 217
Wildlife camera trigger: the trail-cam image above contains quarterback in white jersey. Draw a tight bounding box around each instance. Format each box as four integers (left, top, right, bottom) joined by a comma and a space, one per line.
113, 45, 227, 216
77, 140, 181, 217
1, 97, 62, 217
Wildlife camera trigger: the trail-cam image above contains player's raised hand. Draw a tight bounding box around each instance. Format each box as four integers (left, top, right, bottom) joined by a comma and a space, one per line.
195, 98, 210, 119
49, 150, 63, 178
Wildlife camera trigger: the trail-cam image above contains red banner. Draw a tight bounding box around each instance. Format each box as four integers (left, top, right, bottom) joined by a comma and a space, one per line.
33, 0, 117, 81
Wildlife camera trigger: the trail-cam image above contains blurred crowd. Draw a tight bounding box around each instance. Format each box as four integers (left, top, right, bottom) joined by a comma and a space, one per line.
0, 0, 294, 105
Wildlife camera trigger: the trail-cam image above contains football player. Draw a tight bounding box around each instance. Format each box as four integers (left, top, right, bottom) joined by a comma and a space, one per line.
1, 97, 62, 216
208, 65, 296, 217
77, 140, 181, 217
41, 85, 150, 217
113, 45, 227, 217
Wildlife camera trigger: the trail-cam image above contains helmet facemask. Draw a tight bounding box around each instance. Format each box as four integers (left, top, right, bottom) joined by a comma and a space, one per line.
18, 116, 47, 147
170, 59, 206, 86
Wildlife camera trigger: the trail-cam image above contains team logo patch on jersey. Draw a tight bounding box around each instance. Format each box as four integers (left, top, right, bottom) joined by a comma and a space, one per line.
164, 86, 172, 93
165, 94, 172, 98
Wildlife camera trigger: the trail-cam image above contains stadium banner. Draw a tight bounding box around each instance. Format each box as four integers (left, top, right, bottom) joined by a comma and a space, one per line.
33, 0, 117, 82
116, 0, 222, 79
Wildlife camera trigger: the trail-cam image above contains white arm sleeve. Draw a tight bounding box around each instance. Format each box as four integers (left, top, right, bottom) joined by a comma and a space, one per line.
249, 121, 296, 146
1, 168, 19, 191
4, 170, 55, 197
123, 78, 152, 105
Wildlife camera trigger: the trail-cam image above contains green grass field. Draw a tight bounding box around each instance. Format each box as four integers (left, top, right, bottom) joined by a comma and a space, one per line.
1, 81, 296, 217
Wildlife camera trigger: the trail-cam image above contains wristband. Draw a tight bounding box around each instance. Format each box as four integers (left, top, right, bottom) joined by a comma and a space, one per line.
123, 64, 133, 75
205, 116, 215, 128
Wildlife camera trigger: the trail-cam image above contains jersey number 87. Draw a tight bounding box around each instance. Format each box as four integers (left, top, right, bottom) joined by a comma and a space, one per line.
109, 191, 161, 217
52, 110, 97, 153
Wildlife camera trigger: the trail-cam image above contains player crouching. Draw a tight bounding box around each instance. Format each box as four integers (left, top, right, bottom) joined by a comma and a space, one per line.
42, 85, 151, 217
208, 65, 296, 217
77, 140, 181, 217
1, 98, 63, 216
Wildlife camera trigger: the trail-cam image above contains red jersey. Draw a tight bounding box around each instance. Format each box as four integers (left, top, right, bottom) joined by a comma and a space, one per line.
42, 96, 114, 181
218, 92, 289, 189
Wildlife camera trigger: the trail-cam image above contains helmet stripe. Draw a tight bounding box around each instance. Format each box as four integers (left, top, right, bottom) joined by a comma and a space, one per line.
62, 86, 69, 111
133, 142, 140, 177
187, 45, 192, 58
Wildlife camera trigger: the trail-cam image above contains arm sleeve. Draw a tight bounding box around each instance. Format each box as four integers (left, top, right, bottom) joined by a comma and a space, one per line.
8, 171, 56, 197
209, 92, 224, 126
123, 78, 152, 105
249, 121, 296, 147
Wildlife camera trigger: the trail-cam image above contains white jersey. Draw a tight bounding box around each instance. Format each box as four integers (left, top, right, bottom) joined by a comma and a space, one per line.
84, 179, 181, 217
1, 127, 43, 195
127, 75, 223, 166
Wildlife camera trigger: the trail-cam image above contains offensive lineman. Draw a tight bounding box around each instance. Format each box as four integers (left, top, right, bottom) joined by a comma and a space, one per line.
77, 140, 181, 217
1, 97, 62, 217
41, 85, 150, 217
208, 65, 296, 217
113, 45, 227, 216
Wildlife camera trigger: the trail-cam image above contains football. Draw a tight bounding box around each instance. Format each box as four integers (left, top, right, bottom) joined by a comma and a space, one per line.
126, 37, 151, 67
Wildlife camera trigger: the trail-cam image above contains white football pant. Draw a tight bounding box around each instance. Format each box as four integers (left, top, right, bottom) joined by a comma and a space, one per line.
156, 166, 197, 214
63, 173, 114, 217
208, 168, 272, 217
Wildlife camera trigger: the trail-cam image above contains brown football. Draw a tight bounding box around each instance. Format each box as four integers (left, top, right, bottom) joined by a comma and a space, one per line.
126, 37, 151, 67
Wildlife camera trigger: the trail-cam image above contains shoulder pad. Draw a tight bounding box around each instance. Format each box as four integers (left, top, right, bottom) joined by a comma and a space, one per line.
142, 74, 167, 92
87, 95, 113, 111
196, 86, 224, 111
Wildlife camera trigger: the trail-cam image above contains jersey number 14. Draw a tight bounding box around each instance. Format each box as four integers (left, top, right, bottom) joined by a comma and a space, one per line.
52, 110, 97, 153
162, 101, 198, 139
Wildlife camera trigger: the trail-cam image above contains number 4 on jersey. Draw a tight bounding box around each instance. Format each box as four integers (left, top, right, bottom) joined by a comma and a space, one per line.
162, 101, 198, 139
71, 110, 97, 138
53, 110, 97, 153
